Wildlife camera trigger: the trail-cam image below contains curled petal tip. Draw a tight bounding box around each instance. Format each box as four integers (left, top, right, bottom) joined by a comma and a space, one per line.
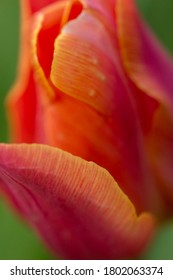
50, 10, 115, 116
117, 0, 173, 106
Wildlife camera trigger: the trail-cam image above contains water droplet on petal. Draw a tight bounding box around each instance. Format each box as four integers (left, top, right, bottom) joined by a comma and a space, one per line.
88, 89, 96, 97
96, 71, 106, 81
92, 58, 99, 65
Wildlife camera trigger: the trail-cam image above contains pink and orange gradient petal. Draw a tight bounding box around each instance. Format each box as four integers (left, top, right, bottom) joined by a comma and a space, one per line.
49, 6, 164, 214
0, 143, 156, 259
116, 0, 173, 205
6, 0, 164, 215
81, 0, 116, 26
117, 0, 173, 109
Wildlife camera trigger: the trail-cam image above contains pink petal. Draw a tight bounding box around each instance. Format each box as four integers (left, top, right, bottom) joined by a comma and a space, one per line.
117, 0, 173, 107
116, 0, 173, 206
0, 143, 155, 259
81, 0, 116, 26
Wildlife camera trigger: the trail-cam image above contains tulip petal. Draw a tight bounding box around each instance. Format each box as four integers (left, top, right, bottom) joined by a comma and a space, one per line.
32, 0, 82, 88
50, 9, 120, 116
117, 0, 173, 109
148, 110, 173, 207
27, 0, 59, 13
81, 0, 116, 26
117, 0, 173, 205
5, 0, 38, 143
32, 3, 163, 214
0, 143, 155, 259
33, 0, 118, 85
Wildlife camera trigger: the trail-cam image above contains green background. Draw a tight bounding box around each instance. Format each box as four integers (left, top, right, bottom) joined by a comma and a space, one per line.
0, 0, 173, 259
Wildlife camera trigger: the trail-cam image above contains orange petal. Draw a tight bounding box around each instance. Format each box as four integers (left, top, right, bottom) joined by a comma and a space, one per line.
50, 9, 120, 116
5, 0, 38, 143
0, 143, 155, 259
52, 5, 167, 214
6, 0, 163, 215
32, 1, 67, 81
32, 0, 116, 91
32, 2, 163, 214
31, 0, 84, 100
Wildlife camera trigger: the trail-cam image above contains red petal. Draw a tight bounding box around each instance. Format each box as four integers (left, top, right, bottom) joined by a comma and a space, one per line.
6, 0, 38, 143
32, 0, 81, 82
27, 0, 59, 13
0, 143, 155, 259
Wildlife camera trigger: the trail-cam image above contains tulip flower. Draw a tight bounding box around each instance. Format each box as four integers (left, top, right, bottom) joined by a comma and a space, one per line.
0, 0, 173, 259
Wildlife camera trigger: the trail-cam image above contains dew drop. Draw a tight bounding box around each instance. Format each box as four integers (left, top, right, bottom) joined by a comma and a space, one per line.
92, 58, 98, 65
96, 71, 106, 81
88, 89, 96, 97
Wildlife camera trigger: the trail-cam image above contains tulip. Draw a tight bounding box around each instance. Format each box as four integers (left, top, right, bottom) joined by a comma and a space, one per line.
0, 0, 173, 259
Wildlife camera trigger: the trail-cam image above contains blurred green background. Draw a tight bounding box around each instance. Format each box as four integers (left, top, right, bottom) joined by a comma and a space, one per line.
0, 0, 173, 259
